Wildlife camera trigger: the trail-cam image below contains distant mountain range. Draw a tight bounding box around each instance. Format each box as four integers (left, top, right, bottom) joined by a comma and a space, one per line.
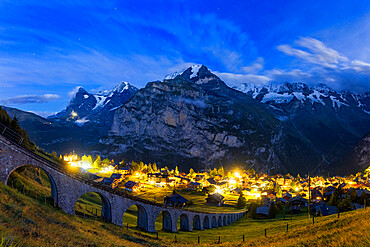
3, 65, 370, 175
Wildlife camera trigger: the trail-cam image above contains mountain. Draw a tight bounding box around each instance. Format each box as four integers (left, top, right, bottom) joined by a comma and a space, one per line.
4, 67, 369, 174
94, 65, 331, 173
49, 81, 138, 128
234, 82, 370, 174
332, 132, 370, 175
3, 82, 138, 155
2, 106, 89, 153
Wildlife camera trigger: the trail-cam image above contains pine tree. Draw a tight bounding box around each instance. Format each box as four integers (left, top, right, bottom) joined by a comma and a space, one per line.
250, 203, 257, 219
268, 202, 278, 218
94, 155, 102, 168
153, 163, 157, 172
236, 192, 247, 208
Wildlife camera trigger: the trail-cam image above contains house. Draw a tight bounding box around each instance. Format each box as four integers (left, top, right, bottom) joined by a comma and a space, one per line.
206, 193, 224, 206
282, 192, 292, 201
117, 167, 130, 174
194, 174, 205, 182
256, 205, 270, 217
289, 205, 301, 214
164, 193, 188, 207
316, 205, 338, 216
124, 181, 140, 192
87, 173, 101, 180
290, 196, 308, 207
206, 178, 217, 185
311, 188, 323, 201
187, 182, 201, 190
110, 173, 123, 180
101, 177, 114, 186
231, 187, 241, 195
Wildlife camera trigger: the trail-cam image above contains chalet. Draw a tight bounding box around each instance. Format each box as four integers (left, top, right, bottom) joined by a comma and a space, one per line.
164, 193, 188, 207
206, 178, 217, 186
311, 188, 323, 201
117, 167, 130, 174
187, 182, 201, 190
87, 173, 101, 180
290, 196, 308, 207
147, 173, 169, 184
282, 192, 292, 201
124, 181, 140, 192
101, 177, 114, 186
206, 193, 224, 206
231, 187, 241, 195
110, 173, 123, 180
289, 205, 301, 214
256, 205, 270, 217
175, 175, 190, 184
195, 174, 205, 182
316, 205, 338, 216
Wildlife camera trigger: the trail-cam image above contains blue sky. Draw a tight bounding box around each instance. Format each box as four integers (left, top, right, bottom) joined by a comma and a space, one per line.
0, 0, 369, 116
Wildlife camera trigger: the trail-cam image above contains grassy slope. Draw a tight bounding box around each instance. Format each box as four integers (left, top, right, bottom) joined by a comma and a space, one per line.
2, 169, 370, 246
1, 182, 369, 246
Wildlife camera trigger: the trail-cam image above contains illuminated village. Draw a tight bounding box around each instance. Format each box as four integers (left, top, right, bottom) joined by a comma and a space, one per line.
64, 153, 370, 218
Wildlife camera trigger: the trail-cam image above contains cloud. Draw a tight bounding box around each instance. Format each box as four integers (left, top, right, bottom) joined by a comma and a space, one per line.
0, 94, 60, 105
274, 37, 370, 91
277, 37, 349, 69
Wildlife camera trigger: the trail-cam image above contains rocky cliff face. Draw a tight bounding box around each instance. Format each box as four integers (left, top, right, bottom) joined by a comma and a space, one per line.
332, 132, 370, 175
99, 66, 321, 173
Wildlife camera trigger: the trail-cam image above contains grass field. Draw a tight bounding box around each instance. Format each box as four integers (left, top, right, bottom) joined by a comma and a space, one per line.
2, 167, 370, 246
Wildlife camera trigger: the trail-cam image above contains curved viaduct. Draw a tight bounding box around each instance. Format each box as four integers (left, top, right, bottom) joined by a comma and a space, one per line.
0, 128, 246, 232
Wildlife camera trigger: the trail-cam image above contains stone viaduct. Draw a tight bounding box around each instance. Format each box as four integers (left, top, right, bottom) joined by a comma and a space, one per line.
0, 126, 246, 232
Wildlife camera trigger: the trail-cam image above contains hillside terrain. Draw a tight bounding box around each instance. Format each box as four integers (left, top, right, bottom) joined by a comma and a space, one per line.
0, 180, 369, 246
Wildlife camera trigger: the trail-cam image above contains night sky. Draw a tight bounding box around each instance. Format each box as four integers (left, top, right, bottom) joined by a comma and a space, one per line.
1, 0, 369, 116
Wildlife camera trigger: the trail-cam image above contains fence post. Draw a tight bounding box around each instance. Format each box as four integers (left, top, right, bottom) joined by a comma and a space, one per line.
175, 235, 177, 243
265, 228, 267, 237
198, 236, 200, 244
286, 223, 288, 232
156, 232, 158, 239
218, 236, 221, 244
337, 211, 340, 218
243, 235, 245, 242
312, 216, 314, 225
365, 198, 367, 210
127, 223, 129, 230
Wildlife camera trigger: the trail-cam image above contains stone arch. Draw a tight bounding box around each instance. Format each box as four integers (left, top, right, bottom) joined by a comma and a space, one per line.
6, 164, 58, 205
193, 215, 201, 230
161, 210, 173, 231
211, 215, 218, 228
228, 215, 231, 224
179, 214, 190, 231
122, 204, 149, 231
74, 191, 112, 222
218, 215, 223, 227
203, 215, 211, 229
223, 215, 227, 225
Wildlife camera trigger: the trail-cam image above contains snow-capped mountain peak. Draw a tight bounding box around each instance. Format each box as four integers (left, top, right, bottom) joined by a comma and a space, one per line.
164, 64, 203, 80
50, 82, 138, 124
235, 82, 369, 112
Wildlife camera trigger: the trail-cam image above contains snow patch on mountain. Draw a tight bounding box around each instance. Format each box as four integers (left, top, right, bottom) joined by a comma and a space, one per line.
190, 64, 202, 79
75, 117, 89, 126
165, 64, 203, 80
235, 82, 366, 109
